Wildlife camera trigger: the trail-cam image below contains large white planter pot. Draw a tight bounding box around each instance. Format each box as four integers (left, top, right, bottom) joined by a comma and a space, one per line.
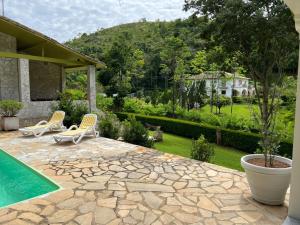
1, 117, 19, 131
241, 154, 292, 205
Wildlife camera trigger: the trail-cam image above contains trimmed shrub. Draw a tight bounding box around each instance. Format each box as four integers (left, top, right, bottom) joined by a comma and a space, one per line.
96, 95, 113, 111
116, 112, 293, 158
191, 135, 215, 162
64, 89, 86, 100
99, 112, 120, 139
116, 112, 217, 143
122, 116, 153, 148
0, 100, 23, 117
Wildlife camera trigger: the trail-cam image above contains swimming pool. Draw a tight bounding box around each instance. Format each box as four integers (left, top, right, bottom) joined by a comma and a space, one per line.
0, 149, 59, 208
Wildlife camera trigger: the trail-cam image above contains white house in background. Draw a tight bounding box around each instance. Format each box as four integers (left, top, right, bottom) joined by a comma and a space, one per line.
187, 71, 255, 98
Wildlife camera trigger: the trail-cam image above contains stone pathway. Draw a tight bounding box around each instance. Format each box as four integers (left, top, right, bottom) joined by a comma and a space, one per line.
0, 132, 288, 225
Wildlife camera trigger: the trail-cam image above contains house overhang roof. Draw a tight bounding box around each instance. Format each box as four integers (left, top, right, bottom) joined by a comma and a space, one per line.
0, 16, 105, 69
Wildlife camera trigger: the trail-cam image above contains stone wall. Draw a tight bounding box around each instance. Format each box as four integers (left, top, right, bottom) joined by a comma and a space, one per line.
0, 32, 19, 100
29, 61, 62, 101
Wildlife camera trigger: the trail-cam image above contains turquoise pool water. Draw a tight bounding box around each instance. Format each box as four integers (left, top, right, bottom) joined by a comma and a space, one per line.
0, 150, 59, 207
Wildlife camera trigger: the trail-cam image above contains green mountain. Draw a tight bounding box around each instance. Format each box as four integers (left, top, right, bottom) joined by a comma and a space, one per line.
65, 17, 208, 62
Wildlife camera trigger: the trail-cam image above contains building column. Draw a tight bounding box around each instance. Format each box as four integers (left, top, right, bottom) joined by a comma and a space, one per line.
87, 65, 97, 112
18, 58, 30, 102
61, 66, 66, 92
287, 31, 300, 220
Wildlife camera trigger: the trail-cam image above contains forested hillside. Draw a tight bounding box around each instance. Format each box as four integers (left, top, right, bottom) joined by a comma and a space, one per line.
66, 16, 298, 96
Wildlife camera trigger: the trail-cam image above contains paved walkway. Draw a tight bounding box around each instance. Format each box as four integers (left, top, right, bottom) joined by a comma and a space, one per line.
0, 132, 288, 225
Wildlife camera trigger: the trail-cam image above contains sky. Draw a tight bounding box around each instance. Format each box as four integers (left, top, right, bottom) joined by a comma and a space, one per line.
2, 0, 190, 42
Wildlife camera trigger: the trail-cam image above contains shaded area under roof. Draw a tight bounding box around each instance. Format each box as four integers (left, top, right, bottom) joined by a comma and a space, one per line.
0, 16, 105, 69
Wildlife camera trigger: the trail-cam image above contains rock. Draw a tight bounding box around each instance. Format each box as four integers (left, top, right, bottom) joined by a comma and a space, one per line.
79, 202, 97, 213
173, 212, 201, 223
142, 192, 163, 209
48, 209, 77, 223
40, 205, 55, 216
173, 182, 187, 190
144, 211, 157, 225
108, 183, 126, 191
97, 197, 117, 208
175, 193, 195, 206
57, 198, 84, 209
94, 207, 117, 224
197, 196, 220, 213
126, 182, 175, 192
126, 192, 143, 202
115, 172, 128, 178
75, 161, 98, 168
128, 172, 145, 179
46, 189, 74, 203
86, 175, 111, 183
206, 170, 218, 177
162, 173, 180, 181
118, 210, 130, 217
109, 165, 125, 172
130, 209, 144, 221
0, 211, 17, 223
80, 182, 106, 190
10, 203, 41, 213
18, 212, 43, 223
75, 212, 93, 225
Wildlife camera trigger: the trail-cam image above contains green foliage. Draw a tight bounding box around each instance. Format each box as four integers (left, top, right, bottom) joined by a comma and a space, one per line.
66, 72, 87, 91
96, 95, 113, 111
212, 96, 231, 114
54, 92, 89, 127
191, 135, 215, 162
99, 112, 120, 139
184, 0, 298, 165
186, 80, 207, 109
64, 89, 86, 100
116, 112, 293, 158
0, 100, 23, 117
122, 116, 153, 147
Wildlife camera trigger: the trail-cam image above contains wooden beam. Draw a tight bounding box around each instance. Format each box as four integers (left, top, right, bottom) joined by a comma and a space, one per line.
0, 51, 87, 66
65, 66, 88, 72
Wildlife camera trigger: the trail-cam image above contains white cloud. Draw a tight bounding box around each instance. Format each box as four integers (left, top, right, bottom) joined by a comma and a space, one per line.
3, 0, 190, 42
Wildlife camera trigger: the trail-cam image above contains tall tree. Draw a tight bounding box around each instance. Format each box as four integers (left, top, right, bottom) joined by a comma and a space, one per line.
160, 36, 191, 115
184, 0, 298, 166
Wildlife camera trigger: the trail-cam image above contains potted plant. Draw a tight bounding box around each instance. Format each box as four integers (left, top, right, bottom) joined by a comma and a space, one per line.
0, 100, 23, 131
241, 133, 292, 205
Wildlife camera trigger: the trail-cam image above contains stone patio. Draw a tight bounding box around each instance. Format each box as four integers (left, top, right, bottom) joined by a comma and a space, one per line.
0, 132, 288, 225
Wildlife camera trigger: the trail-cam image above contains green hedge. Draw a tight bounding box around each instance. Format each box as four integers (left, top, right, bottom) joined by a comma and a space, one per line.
116, 112, 293, 158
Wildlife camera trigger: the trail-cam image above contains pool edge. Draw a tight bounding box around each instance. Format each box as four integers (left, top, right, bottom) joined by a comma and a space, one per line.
0, 149, 63, 209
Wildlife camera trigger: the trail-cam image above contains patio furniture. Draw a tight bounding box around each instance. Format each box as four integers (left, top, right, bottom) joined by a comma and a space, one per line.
19, 111, 66, 137
53, 114, 99, 144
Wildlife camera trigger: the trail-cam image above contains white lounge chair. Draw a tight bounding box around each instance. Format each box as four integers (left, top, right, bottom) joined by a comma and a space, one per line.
19, 111, 66, 137
53, 114, 99, 145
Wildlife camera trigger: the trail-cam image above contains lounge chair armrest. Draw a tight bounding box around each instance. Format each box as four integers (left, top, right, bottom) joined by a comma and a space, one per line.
36, 120, 48, 126
68, 125, 78, 130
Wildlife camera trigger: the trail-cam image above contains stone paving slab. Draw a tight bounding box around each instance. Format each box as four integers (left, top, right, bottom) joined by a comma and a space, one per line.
0, 131, 288, 225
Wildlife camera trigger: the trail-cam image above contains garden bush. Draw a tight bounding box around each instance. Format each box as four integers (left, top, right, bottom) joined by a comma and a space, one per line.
96, 95, 113, 111
122, 116, 153, 147
98, 112, 120, 139
116, 112, 293, 158
191, 135, 215, 162
53, 92, 88, 127
0, 100, 23, 117
64, 89, 86, 100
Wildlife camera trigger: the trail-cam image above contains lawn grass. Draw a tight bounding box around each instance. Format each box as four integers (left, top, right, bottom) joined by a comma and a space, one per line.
152, 132, 246, 171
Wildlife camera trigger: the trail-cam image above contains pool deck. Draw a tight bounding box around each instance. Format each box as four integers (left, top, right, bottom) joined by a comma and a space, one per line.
0, 131, 288, 225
